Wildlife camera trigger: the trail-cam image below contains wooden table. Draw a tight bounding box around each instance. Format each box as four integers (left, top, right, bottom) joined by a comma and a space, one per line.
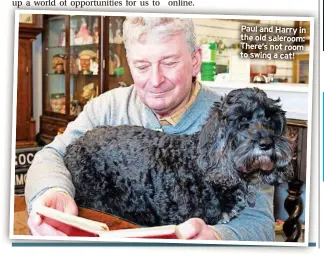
13, 195, 139, 236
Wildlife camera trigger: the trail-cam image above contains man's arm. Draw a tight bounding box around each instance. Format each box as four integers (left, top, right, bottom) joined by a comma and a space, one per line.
175, 185, 275, 241
25, 86, 142, 214
25, 96, 107, 212
212, 185, 275, 241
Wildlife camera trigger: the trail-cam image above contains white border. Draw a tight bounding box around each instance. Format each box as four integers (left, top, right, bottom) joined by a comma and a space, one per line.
304, 14, 315, 248
320, 0, 323, 249
10, 9, 314, 248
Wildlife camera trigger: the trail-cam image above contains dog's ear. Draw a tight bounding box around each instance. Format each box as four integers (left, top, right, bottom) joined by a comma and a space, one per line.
220, 93, 227, 104
197, 104, 228, 171
268, 98, 287, 135
277, 109, 287, 135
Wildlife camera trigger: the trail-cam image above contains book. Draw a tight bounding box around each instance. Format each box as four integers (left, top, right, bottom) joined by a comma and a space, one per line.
35, 205, 178, 239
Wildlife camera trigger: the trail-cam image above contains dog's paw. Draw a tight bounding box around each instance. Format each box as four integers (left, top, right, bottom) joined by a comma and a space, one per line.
218, 212, 230, 224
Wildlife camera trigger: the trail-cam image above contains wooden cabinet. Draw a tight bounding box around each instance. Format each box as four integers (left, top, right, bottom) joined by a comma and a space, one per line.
40, 15, 133, 144
19, 14, 43, 32
293, 54, 309, 84
40, 15, 103, 143
16, 15, 43, 148
16, 39, 34, 147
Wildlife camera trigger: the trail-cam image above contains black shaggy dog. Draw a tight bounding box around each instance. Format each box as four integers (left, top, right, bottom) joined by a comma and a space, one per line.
64, 87, 294, 226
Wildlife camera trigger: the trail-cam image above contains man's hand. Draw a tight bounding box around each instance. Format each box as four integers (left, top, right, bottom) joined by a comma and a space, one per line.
27, 188, 78, 236
175, 218, 221, 240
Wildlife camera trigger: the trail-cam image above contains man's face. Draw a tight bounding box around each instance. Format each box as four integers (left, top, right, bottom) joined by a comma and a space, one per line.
127, 32, 201, 117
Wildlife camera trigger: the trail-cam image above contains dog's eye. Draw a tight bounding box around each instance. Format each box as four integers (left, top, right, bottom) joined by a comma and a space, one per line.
240, 116, 248, 122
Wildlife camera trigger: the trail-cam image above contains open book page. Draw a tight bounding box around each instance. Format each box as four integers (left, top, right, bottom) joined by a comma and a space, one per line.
99, 225, 178, 239
35, 205, 109, 237
36, 205, 178, 239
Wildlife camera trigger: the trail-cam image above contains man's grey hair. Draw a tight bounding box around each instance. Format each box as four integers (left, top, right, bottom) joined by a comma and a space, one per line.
122, 17, 196, 54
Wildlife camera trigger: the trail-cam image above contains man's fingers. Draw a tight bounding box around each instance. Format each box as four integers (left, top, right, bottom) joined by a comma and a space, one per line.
34, 222, 68, 236
28, 223, 41, 236
189, 226, 218, 240
28, 211, 43, 227
27, 190, 78, 236
175, 218, 203, 239
28, 211, 68, 236
175, 218, 220, 240
63, 200, 78, 216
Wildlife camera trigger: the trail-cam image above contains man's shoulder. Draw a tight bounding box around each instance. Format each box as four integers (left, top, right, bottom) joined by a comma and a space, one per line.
78, 85, 146, 126
198, 84, 222, 104
91, 85, 140, 107
99, 85, 136, 99
200, 84, 219, 96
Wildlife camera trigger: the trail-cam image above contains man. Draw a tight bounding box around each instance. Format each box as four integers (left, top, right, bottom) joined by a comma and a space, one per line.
26, 16, 275, 240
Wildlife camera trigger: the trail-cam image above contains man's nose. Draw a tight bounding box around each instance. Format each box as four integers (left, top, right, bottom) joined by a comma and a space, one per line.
149, 65, 165, 87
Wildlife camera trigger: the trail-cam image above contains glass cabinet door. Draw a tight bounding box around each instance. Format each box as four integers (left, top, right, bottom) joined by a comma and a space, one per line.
105, 16, 134, 91
69, 15, 101, 117
45, 16, 67, 114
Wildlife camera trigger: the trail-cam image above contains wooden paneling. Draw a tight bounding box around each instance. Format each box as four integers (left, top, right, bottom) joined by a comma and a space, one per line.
16, 39, 36, 148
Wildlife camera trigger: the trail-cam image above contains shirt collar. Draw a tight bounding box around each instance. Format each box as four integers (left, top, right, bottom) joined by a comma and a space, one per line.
158, 81, 201, 126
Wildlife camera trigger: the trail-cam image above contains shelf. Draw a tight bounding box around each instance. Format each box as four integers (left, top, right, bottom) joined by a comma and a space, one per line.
200, 80, 309, 93
47, 44, 99, 50
110, 42, 124, 46
47, 73, 66, 75
71, 73, 99, 77
46, 73, 100, 76
70, 43, 99, 48
47, 46, 66, 50
200, 80, 310, 121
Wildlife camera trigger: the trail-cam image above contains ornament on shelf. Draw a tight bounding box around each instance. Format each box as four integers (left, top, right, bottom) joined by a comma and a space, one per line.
70, 99, 82, 116
70, 19, 78, 46
113, 18, 124, 44
81, 82, 98, 104
93, 19, 99, 44
109, 23, 114, 44
77, 49, 98, 75
217, 39, 226, 54
52, 54, 66, 74
113, 29, 123, 44
75, 17, 93, 45
50, 93, 66, 114
58, 23, 66, 47
108, 50, 121, 75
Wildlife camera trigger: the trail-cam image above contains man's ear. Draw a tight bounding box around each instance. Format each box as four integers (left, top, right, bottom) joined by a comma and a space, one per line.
192, 47, 202, 77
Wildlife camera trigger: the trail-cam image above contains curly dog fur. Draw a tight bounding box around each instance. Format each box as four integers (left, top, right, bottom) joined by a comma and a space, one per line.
64, 87, 294, 226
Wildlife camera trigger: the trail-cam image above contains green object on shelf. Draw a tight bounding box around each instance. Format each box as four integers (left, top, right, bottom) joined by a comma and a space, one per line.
201, 61, 216, 66
201, 72, 215, 77
201, 62, 216, 68
201, 67, 216, 73
201, 61, 216, 81
114, 67, 124, 76
50, 93, 65, 99
201, 75, 215, 81
201, 42, 217, 62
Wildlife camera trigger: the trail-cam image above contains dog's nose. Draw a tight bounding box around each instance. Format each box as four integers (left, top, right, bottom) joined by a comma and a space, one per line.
259, 138, 273, 151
